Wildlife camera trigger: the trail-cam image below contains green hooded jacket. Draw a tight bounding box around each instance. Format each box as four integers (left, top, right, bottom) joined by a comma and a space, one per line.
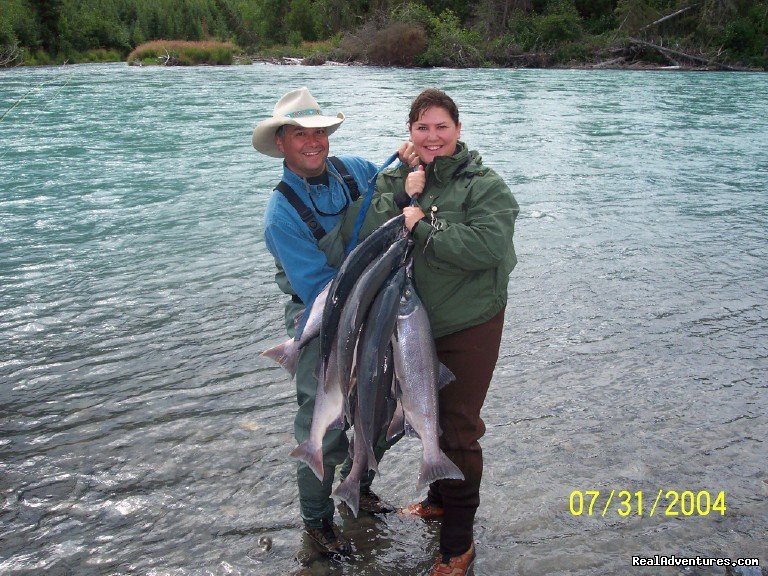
341, 141, 519, 338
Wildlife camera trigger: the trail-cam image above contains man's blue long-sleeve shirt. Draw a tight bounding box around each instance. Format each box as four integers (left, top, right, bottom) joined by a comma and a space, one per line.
263, 156, 377, 309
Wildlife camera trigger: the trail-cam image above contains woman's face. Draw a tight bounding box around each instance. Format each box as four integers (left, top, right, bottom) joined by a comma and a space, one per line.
409, 106, 461, 165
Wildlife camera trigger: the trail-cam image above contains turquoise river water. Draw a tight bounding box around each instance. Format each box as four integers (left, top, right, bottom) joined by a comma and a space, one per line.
1, 63, 767, 575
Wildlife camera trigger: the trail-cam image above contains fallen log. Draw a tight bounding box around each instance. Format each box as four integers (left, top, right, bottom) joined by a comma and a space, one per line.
592, 57, 626, 68
628, 38, 743, 71
639, 4, 697, 31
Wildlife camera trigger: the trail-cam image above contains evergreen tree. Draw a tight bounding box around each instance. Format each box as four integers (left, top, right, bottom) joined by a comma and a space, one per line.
31, 0, 64, 53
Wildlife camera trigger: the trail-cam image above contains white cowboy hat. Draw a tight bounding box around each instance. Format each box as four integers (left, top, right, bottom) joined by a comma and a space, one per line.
252, 87, 345, 158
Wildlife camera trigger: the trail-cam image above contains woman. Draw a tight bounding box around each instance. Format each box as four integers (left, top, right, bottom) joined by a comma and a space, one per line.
346, 88, 519, 575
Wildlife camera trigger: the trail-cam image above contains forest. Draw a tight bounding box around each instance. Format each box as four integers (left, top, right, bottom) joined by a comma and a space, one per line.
1, 0, 766, 69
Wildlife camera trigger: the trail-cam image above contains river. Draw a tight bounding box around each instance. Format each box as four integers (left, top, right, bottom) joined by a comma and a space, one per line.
1, 63, 766, 575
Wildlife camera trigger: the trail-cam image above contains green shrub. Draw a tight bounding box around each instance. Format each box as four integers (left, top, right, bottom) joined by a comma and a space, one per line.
505, 10, 541, 51
535, 6, 584, 45
614, 0, 658, 35
390, 2, 436, 31
583, 12, 617, 35
0, 15, 15, 47
721, 18, 759, 55
701, 1, 767, 65
22, 49, 55, 66
0, 0, 41, 49
411, 7, 486, 67
285, 0, 320, 42
552, 41, 590, 63
483, 35, 526, 66
255, 38, 337, 60
68, 48, 123, 63
287, 30, 303, 47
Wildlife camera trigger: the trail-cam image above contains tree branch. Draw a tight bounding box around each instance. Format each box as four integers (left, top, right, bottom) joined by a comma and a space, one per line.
1, 43, 22, 67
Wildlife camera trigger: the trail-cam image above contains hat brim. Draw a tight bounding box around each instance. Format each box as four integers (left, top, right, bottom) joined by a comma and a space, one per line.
252, 113, 345, 158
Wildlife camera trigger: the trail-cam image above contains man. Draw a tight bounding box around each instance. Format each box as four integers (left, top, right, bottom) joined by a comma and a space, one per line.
252, 87, 395, 558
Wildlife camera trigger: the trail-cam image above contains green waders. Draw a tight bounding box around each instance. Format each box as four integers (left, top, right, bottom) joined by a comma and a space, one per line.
277, 218, 392, 527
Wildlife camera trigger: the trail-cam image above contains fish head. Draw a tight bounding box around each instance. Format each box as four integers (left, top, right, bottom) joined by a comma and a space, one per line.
397, 273, 418, 317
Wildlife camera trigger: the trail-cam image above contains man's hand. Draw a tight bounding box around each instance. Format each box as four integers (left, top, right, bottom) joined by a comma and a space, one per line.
398, 141, 420, 168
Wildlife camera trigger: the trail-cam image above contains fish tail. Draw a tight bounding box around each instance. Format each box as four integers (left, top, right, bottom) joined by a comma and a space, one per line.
437, 362, 455, 389
289, 440, 324, 482
332, 478, 361, 518
261, 340, 299, 378
418, 451, 464, 489
365, 444, 379, 474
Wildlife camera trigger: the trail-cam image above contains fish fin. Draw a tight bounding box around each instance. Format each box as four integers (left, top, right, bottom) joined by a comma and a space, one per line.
289, 441, 324, 482
386, 401, 405, 442
332, 477, 361, 518
404, 419, 420, 439
260, 340, 299, 378
327, 412, 345, 431
437, 362, 455, 390
417, 450, 464, 489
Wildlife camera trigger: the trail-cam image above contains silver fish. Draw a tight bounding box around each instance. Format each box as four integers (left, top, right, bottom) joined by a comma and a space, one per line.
351, 266, 407, 474
332, 269, 406, 516
261, 281, 331, 378
332, 345, 397, 517
289, 341, 345, 481
319, 214, 406, 386
334, 237, 409, 396
390, 273, 463, 489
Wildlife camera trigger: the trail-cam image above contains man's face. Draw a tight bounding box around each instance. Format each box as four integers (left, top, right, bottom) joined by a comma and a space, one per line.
275, 125, 329, 178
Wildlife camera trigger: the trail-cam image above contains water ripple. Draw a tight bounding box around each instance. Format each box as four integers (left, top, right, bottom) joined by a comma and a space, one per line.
1, 64, 766, 574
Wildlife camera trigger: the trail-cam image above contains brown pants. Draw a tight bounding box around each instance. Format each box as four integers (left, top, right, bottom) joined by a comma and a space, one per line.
427, 308, 505, 556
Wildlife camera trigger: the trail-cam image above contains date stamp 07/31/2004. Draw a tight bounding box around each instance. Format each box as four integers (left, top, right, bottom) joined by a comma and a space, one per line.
568, 489, 727, 518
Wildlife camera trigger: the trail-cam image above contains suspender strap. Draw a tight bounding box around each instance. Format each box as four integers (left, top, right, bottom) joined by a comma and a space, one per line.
275, 157, 358, 241
275, 181, 326, 241
328, 156, 360, 200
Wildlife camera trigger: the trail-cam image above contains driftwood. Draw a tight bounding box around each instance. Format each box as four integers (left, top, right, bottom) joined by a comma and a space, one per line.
592, 56, 627, 69
628, 38, 743, 71
157, 48, 179, 66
